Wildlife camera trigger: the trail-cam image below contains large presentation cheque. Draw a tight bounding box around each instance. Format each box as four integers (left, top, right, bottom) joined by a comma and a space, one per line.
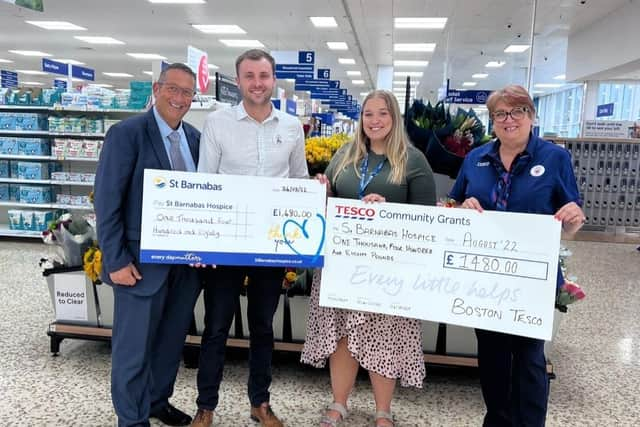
140, 169, 326, 268
319, 198, 561, 340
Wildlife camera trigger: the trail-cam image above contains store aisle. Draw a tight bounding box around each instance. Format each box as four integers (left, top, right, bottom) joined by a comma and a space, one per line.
0, 240, 638, 427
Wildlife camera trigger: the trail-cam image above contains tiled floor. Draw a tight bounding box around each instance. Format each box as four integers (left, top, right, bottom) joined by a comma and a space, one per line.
0, 239, 638, 426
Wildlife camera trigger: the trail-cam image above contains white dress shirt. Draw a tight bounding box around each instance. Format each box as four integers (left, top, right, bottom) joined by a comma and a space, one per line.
198, 102, 308, 178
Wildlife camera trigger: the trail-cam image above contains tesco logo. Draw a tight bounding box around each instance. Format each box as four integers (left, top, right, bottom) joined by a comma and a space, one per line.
335, 205, 376, 220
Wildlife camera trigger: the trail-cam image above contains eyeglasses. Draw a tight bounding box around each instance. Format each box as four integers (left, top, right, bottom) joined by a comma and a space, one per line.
158, 82, 196, 98
492, 106, 529, 122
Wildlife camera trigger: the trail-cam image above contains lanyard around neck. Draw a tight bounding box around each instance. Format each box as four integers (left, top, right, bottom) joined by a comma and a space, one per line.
358, 151, 386, 199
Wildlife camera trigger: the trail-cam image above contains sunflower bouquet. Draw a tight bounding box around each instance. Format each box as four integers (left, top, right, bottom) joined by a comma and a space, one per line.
42, 213, 95, 267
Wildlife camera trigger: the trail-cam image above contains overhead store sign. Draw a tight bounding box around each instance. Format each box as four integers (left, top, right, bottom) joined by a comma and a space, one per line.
53, 79, 67, 90
272, 50, 315, 80
2, 0, 43, 12
596, 102, 614, 118
445, 89, 491, 104
187, 45, 209, 93
275, 64, 313, 80
42, 58, 94, 81
317, 68, 330, 79
1, 70, 18, 88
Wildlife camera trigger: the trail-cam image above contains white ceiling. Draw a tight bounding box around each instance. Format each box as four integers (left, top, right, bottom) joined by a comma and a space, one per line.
0, 0, 631, 104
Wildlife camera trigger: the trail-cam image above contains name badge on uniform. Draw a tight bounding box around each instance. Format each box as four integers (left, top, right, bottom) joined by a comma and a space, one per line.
476, 161, 489, 167
530, 165, 545, 177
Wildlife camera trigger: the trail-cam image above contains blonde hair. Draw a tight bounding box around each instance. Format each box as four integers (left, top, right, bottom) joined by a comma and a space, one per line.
486, 84, 536, 119
332, 90, 408, 185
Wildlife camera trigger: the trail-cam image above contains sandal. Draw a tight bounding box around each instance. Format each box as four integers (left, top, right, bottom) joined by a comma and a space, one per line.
373, 410, 394, 427
319, 402, 348, 427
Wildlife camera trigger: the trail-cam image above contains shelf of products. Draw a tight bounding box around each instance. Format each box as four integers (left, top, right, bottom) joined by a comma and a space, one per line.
0, 105, 140, 238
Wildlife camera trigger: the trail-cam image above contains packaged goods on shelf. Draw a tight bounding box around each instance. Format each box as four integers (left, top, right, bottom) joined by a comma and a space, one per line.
128, 81, 152, 110
9, 160, 17, 177
19, 185, 53, 204
8, 209, 57, 231
0, 160, 8, 178
0, 113, 16, 129
16, 113, 48, 130
103, 119, 120, 133
60, 92, 88, 107
17, 138, 50, 155
0, 183, 8, 200
51, 172, 69, 182
0, 137, 19, 154
9, 184, 17, 200
17, 161, 49, 180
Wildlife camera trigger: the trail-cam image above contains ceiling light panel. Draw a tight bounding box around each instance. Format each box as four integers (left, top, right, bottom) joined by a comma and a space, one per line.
192, 24, 246, 34
103, 72, 134, 77
208, 64, 219, 69
393, 43, 436, 52
394, 17, 447, 29
346, 71, 361, 76
394, 71, 423, 77
393, 60, 429, 67
25, 21, 87, 31
0, 58, 14, 63
127, 53, 167, 60
16, 69, 48, 75
148, 0, 206, 3
9, 50, 51, 56
22, 81, 44, 86
219, 39, 264, 47
352, 80, 365, 84
74, 36, 125, 45
310, 17, 338, 27
553, 74, 566, 80
52, 58, 85, 65
485, 61, 506, 68
327, 42, 348, 50
462, 82, 477, 87
534, 83, 563, 88
338, 58, 356, 64
472, 73, 488, 79
504, 44, 530, 53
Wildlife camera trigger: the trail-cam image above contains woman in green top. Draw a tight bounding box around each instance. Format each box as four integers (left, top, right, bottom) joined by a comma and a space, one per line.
301, 90, 436, 427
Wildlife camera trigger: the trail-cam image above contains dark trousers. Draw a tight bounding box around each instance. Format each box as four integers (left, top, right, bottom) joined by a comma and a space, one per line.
197, 266, 283, 410
475, 329, 549, 427
111, 266, 201, 427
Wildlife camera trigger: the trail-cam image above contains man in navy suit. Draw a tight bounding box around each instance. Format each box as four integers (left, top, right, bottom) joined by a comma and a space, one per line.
94, 63, 202, 427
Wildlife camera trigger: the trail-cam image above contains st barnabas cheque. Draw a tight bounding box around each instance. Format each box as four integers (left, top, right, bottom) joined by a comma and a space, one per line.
140, 170, 561, 340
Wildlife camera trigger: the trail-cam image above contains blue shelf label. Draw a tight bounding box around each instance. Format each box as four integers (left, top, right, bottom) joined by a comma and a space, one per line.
42, 58, 69, 76
596, 103, 614, 118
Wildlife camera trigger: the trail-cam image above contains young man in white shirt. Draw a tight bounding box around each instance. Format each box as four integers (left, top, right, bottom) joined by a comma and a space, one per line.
192, 49, 308, 427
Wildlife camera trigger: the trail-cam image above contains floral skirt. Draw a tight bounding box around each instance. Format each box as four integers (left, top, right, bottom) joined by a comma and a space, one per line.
300, 269, 426, 388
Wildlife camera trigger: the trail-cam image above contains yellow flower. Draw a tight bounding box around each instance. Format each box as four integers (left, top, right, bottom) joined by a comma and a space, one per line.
83, 246, 102, 283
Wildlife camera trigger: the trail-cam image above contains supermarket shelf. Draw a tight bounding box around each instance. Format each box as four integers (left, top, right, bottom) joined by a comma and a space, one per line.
0, 105, 145, 114
0, 130, 105, 138
0, 178, 94, 186
0, 224, 42, 238
0, 154, 53, 161
0, 154, 99, 162
0, 178, 51, 185
0, 201, 93, 210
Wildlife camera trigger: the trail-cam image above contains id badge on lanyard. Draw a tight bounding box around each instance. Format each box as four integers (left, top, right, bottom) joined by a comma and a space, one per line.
358, 152, 386, 199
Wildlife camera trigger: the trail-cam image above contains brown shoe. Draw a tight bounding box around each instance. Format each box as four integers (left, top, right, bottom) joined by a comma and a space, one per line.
190, 408, 213, 427
250, 402, 284, 427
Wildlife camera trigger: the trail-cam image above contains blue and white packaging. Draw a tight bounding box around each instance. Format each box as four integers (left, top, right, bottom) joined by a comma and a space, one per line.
19, 185, 53, 204
0, 113, 17, 130
8, 209, 24, 230
18, 138, 51, 156
9, 184, 18, 201
0, 137, 19, 154
0, 160, 8, 178
17, 161, 50, 180
15, 113, 48, 130
0, 183, 8, 200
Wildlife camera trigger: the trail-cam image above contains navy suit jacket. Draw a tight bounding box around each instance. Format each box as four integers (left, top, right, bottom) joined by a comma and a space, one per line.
94, 108, 200, 296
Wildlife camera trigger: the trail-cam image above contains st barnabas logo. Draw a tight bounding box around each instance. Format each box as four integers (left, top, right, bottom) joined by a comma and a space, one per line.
153, 176, 167, 188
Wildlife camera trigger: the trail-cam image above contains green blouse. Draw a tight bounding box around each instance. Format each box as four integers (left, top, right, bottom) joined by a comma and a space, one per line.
325, 142, 436, 205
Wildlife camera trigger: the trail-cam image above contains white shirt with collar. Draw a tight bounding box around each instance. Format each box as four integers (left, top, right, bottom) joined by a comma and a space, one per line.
197, 101, 308, 178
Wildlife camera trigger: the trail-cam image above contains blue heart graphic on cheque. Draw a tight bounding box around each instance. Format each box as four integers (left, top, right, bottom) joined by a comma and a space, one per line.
282, 213, 326, 263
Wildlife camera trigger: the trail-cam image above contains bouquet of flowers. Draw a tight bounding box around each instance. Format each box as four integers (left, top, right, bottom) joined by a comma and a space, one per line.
556, 246, 586, 312
42, 213, 96, 267
305, 133, 350, 175
406, 100, 491, 178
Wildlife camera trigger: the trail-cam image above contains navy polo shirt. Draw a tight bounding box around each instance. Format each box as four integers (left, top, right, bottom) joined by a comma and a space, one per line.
448, 134, 581, 287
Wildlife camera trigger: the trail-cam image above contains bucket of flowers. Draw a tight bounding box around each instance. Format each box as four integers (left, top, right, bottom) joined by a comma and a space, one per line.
304, 133, 350, 175
42, 213, 96, 268
406, 100, 491, 178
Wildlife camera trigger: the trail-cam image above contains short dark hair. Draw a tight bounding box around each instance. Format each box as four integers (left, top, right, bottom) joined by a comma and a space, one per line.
235, 49, 276, 76
158, 63, 196, 88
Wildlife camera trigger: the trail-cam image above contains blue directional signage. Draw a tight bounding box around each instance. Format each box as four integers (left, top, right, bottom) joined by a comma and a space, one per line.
298, 51, 315, 64
42, 58, 69, 76
596, 102, 614, 118
445, 89, 491, 104
1, 70, 18, 88
317, 68, 330, 79
53, 79, 67, 90
275, 63, 313, 80
72, 65, 95, 81
285, 99, 297, 116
